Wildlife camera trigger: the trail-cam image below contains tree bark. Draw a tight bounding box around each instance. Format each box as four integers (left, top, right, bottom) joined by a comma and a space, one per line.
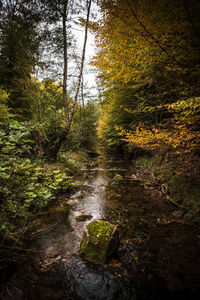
62, 0, 69, 122
81, 74, 85, 107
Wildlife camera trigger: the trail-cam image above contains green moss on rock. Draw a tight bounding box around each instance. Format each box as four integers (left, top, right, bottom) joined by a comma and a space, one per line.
80, 220, 119, 264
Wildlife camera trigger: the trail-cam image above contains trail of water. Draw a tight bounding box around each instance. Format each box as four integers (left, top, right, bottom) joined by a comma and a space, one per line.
1, 149, 200, 299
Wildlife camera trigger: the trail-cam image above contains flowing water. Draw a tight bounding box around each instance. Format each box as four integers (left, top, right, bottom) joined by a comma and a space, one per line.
1, 149, 200, 300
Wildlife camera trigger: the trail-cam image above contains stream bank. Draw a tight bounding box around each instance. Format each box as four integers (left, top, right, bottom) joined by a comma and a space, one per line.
1, 148, 200, 300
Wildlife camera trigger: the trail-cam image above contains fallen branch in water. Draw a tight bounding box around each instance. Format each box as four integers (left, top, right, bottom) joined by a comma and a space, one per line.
31, 220, 62, 235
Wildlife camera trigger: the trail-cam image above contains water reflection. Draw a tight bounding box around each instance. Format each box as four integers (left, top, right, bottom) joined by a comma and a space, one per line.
68, 152, 130, 240
69, 174, 107, 238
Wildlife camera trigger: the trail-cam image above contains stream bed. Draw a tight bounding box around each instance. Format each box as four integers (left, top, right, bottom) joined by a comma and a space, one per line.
1, 149, 200, 299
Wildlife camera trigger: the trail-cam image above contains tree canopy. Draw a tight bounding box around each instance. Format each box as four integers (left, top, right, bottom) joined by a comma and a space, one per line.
93, 0, 200, 154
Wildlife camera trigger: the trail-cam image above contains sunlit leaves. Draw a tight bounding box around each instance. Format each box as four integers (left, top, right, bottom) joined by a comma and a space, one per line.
116, 118, 200, 154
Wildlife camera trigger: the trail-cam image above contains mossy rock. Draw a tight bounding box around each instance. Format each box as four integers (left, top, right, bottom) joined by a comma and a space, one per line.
80, 220, 119, 264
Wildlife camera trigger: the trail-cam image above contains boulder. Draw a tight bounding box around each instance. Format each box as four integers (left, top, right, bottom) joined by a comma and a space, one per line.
80, 220, 119, 264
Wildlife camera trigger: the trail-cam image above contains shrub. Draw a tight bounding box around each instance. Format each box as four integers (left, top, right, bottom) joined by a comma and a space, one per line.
0, 121, 74, 238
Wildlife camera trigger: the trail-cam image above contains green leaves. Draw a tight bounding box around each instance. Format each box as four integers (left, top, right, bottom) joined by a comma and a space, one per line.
0, 121, 75, 237
168, 97, 200, 117
48, 171, 74, 191
0, 121, 34, 157
0, 89, 12, 123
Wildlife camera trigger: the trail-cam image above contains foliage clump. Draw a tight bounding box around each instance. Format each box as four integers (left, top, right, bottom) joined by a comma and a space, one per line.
93, 0, 200, 151
0, 89, 12, 124
0, 121, 74, 238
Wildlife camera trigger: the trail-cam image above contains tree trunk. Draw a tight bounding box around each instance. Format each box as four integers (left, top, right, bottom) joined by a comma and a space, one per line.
48, 0, 92, 159
81, 74, 85, 107
62, 0, 69, 122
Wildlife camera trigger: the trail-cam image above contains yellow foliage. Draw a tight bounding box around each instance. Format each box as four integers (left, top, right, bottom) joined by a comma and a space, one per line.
93, 0, 200, 152
116, 119, 200, 154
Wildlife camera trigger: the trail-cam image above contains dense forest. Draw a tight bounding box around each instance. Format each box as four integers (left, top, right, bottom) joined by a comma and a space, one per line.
0, 0, 200, 299
93, 0, 200, 214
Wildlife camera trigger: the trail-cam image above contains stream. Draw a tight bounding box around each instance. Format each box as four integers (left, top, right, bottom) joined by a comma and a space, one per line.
1, 148, 200, 300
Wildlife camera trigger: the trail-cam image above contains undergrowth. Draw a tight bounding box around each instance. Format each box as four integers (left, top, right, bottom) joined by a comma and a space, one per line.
0, 121, 87, 240
136, 150, 200, 222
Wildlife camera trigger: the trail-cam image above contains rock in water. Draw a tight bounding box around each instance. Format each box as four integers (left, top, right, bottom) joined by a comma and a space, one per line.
75, 214, 93, 222
80, 220, 119, 264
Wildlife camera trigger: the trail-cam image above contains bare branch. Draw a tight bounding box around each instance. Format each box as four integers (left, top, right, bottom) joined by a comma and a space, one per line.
126, 0, 184, 68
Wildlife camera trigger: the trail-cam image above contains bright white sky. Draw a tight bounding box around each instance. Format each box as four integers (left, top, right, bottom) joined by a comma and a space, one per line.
72, 2, 100, 100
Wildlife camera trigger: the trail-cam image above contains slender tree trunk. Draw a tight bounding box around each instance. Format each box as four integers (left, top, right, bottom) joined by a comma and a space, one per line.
62, 0, 69, 122
49, 0, 92, 159
81, 74, 85, 107
67, 0, 91, 127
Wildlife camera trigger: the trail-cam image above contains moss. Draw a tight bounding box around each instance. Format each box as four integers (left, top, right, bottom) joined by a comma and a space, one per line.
87, 220, 114, 244
80, 220, 119, 264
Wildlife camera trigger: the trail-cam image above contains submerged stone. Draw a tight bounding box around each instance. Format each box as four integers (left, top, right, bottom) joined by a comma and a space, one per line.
80, 220, 119, 264
75, 214, 93, 222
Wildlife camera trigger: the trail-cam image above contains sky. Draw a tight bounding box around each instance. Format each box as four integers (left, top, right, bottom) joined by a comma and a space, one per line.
38, 1, 100, 102
72, 2, 100, 100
